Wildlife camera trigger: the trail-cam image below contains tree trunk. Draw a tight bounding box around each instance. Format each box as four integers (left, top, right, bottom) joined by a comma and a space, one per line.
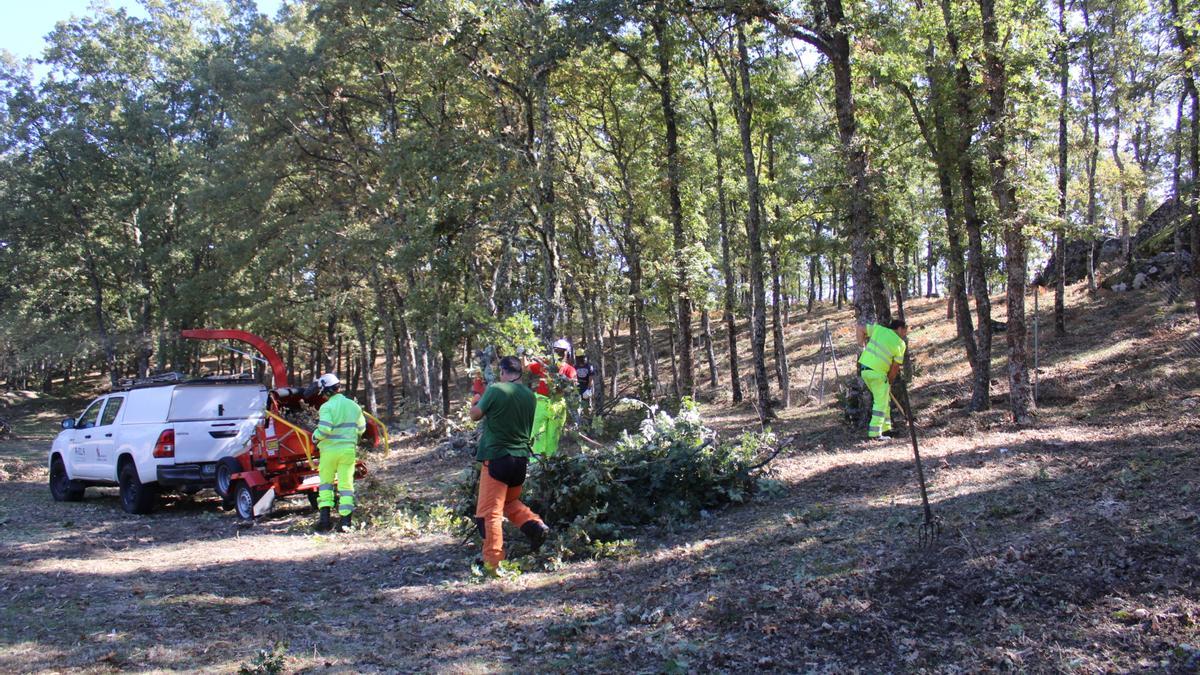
869, 256, 892, 324
766, 135, 790, 407
1083, 0, 1101, 296
333, 330, 343, 379
829, 256, 838, 303
588, 293, 607, 410
839, 257, 848, 309
652, 4, 694, 399
374, 283, 395, 421
1112, 100, 1131, 265
941, 0, 993, 410
440, 348, 452, 416
700, 310, 719, 388
722, 205, 744, 403
807, 254, 817, 313
640, 312, 659, 396
979, 0, 1034, 424
286, 341, 296, 387
627, 307, 640, 387
733, 20, 773, 421
417, 331, 432, 407
627, 241, 658, 395
82, 249, 118, 388
530, 33, 562, 341
1056, 0, 1069, 337
668, 319, 680, 399
398, 322, 413, 402
1175, 0, 1200, 322
770, 245, 790, 408
703, 85, 743, 403
810, 1, 874, 327
926, 235, 936, 297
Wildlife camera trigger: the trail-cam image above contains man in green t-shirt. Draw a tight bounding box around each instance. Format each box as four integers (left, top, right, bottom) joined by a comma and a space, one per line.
469, 356, 550, 573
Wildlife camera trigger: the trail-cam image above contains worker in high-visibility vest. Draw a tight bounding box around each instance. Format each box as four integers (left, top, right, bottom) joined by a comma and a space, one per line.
311, 373, 365, 532
856, 319, 908, 440
526, 338, 576, 459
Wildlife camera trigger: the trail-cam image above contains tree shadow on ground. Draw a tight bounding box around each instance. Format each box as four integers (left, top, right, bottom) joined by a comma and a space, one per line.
2, 426, 1196, 672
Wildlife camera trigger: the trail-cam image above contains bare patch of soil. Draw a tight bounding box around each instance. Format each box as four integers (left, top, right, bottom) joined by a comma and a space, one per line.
1, 284, 1198, 672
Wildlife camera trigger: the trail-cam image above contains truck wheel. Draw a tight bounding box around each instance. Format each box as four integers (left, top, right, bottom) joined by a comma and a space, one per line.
118, 461, 158, 515
214, 457, 241, 499
49, 455, 85, 502
234, 481, 260, 521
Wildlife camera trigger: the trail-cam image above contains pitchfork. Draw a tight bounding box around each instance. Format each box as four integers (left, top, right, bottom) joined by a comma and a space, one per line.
891, 380, 941, 547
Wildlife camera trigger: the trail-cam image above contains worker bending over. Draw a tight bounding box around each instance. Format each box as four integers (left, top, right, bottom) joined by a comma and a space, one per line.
470, 356, 550, 575
312, 373, 365, 532
856, 319, 908, 440
526, 338, 576, 458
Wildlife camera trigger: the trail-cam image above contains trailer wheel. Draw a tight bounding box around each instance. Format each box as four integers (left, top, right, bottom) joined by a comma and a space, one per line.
233, 481, 263, 521
119, 460, 158, 515
214, 457, 241, 499
49, 455, 85, 502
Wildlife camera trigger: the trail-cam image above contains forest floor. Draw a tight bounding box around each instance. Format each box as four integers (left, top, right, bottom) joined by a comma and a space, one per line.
1, 282, 1199, 673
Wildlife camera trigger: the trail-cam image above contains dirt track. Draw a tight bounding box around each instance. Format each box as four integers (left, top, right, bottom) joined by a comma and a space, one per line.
2, 288, 1198, 673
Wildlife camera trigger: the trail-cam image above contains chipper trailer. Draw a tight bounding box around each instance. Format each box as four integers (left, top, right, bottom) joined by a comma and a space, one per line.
181, 329, 388, 521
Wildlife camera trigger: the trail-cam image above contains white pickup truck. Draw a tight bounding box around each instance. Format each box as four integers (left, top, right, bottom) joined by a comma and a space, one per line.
48, 377, 267, 514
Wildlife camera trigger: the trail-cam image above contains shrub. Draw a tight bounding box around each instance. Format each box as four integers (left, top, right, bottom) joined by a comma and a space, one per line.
450, 400, 777, 560
238, 642, 287, 675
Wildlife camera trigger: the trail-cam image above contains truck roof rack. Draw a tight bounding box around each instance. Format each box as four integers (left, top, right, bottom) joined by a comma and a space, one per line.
197, 373, 258, 382
115, 372, 187, 391
113, 371, 263, 392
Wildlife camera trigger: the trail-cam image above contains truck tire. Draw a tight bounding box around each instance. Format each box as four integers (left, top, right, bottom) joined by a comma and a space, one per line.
214, 457, 241, 499
49, 455, 85, 502
234, 481, 261, 521
119, 460, 159, 515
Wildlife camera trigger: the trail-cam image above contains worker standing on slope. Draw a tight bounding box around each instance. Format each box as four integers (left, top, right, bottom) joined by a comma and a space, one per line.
312, 373, 366, 532
856, 319, 909, 441
470, 356, 550, 575
526, 338, 577, 458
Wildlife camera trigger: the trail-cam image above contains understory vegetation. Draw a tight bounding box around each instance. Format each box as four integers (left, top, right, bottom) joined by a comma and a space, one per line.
448, 401, 779, 562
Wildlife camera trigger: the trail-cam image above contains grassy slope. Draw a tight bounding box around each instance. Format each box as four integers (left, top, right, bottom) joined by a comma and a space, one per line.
0, 282, 1198, 673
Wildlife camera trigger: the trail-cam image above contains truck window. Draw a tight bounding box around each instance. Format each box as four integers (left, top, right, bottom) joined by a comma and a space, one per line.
168, 385, 267, 422
77, 399, 104, 429
99, 396, 124, 427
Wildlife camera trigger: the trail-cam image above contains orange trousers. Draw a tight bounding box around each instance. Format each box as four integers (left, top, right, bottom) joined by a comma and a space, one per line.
475, 460, 542, 565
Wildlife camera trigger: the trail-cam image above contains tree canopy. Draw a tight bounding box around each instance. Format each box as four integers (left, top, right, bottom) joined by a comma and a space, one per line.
2, 0, 1197, 424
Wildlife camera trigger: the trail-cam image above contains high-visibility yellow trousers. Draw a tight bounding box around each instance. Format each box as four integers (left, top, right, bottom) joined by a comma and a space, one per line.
531, 394, 566, 458
317, 445, 356, 516
861, 368, 893, 439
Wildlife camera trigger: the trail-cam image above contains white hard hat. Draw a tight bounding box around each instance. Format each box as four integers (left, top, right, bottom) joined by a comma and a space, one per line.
552, 338, 572, 353
317, 373, 341, 389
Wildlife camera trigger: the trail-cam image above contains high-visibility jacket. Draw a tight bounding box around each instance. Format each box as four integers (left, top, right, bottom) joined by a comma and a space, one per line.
312, 393, 366, 452
858, 323, 906, 373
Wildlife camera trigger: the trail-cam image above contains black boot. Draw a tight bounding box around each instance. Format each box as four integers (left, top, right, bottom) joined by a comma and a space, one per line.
315, 507, 331, 533
520, 520, 549, 553
337, 512, 353, 533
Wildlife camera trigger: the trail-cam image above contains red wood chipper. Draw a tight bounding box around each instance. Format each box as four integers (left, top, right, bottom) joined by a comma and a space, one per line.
181, 329, 387, 521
